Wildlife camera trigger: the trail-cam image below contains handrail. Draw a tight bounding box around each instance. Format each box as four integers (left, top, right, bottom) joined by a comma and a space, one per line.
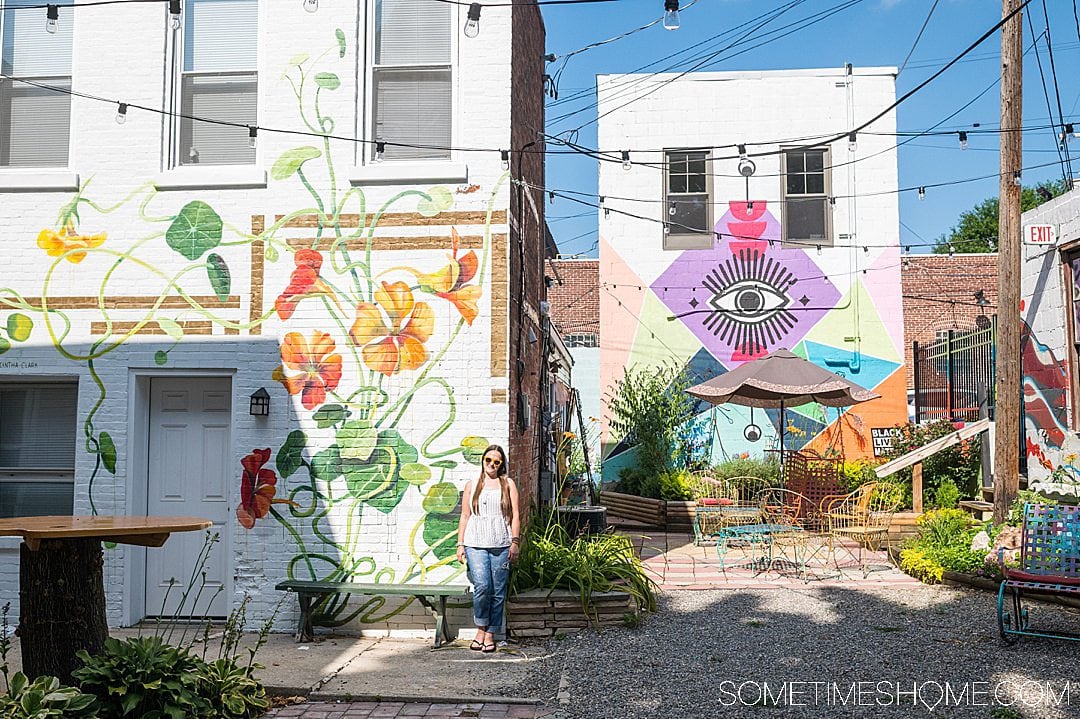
874, 418, 991, 478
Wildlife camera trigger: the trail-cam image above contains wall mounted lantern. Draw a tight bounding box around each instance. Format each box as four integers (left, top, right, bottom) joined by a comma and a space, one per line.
249, 388, 270, 416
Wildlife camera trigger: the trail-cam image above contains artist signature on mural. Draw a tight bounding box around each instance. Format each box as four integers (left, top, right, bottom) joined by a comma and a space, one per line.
0, 360, 39, 369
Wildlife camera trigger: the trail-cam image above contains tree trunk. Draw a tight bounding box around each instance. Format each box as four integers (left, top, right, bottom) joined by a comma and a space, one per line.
18, 539, 108, 683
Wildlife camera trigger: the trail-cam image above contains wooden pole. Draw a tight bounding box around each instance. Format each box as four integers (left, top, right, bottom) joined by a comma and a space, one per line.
912, 462, 924, 514
994, 0, 1023, 525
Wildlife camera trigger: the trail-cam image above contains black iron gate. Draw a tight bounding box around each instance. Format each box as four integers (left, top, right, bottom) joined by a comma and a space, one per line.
912, 316, 996, 424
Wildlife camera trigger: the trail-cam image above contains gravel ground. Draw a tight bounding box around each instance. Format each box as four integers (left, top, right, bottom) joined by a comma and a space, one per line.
506, 586, 1080, 718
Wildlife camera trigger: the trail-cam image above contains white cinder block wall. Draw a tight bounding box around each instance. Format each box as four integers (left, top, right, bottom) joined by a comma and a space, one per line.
0, 0, 517, 635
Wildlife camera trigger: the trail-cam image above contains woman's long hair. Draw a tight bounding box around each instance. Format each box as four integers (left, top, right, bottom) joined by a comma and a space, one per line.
471, 444, 513, 524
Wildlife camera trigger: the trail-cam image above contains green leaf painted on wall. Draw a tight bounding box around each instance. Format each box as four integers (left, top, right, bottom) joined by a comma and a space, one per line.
460, 436, 490, 466
422, 482, 459, 514
416, 186, 453, 217
288, 53, 309, 66
422, 512, 459, 562
342, 429, 417, 513
99, 432, 117, 474
6, 313, 32, 341
270, 146, 322, 181
206, 253, 231, 302
312, 404, 350, 428
338, 419, 378, 462
0, 337, 9, 355
166, 200, 223, 260
154, 350, 168, 366
264, 244, 279, 262
400, 463, 431, 485
431, 459, 458, 470
156, 318, 184, 341
335, 28, 346, 57
277, 430, 307, 478
314, 72, 340, 90
310, 445, 342, 483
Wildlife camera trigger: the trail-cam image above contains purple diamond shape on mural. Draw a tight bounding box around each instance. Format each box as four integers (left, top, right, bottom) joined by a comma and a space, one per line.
652, 201, 840, 365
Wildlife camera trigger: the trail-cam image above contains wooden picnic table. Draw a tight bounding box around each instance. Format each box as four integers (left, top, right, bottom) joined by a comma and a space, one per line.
0, 515, 211, 682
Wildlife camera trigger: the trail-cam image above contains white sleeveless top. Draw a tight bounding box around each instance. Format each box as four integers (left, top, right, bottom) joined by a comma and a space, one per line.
463, 484, 512, 549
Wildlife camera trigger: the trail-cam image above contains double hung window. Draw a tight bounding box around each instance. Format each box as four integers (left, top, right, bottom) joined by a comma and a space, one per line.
663, 149, 712, 250
0, 384, 78, 518
782, 147, 831, 247
0, 0, 72, 167
371, 0, 452, 161
178, 0, 257, 166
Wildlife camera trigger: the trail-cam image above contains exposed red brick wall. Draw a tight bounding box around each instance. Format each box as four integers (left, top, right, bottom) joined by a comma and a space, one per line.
508, 0, 545, 515
545, 259, 599, 341
902, 253, 998, 388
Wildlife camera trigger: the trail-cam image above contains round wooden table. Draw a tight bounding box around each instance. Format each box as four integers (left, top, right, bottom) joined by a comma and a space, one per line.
0, 515, 212, 682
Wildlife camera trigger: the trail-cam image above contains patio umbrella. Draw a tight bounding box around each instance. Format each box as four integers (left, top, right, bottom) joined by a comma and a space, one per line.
685, 348, 880, 465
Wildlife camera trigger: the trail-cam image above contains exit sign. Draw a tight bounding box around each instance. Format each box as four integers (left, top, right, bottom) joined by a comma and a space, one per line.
1024, 224, 1057, 245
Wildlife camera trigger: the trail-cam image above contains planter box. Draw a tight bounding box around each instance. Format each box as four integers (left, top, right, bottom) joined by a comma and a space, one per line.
666, 501, 695, 530
599, 490, 665, 527
887, 511, 921, 544
506, 588, 637, 639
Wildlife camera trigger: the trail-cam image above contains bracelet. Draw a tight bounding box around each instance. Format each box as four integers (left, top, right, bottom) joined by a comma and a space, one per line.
511, 537, 520, 544
457, 543, 465, 547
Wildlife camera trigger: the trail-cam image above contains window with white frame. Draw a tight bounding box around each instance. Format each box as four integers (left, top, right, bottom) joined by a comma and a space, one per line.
663, 149, 712, 250
0, 384, 78, 518
0, 0, 72, 167
177, 0, 257, 166
371, 0, 452, 162
782, 147, 831, 247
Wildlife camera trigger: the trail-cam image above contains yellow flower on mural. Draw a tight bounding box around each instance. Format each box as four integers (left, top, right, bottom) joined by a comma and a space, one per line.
37, 223, 106, 264
350, 281, 434, 377
407, 228, 482, 325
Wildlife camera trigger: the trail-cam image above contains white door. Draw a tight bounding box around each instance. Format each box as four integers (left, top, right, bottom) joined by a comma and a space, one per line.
145, 377, 231, 618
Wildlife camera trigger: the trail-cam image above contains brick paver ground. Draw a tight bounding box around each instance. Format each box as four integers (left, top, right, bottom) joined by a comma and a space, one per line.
265, 701, 559, 718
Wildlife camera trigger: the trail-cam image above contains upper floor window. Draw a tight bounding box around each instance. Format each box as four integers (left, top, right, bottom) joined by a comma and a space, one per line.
782, 147, 831, 248
663, 149, 712, 250
371, 0, 451, 161
0, 383, 77, 518
0, 0, 72, 167
178, 0, 257, 166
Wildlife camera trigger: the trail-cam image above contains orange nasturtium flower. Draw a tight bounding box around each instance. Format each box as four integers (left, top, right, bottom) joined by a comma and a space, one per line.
275, 249, 337, 320
272, 331, 343, 410
411, 228, 482, 325
36, 223, 106, 264
350, 281, 434, 377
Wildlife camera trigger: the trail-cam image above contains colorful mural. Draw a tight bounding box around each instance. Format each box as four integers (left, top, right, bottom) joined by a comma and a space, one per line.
1021, 321, 1080, 491
602, 199, 907, 473
0, 31, 507, 626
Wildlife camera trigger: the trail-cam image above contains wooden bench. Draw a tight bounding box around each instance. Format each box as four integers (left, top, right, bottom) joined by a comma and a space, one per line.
997, 503, 1080, 645
276, 580, 471, 648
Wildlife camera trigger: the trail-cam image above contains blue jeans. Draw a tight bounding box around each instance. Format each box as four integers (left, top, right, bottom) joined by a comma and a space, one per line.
464, 545, 510, 633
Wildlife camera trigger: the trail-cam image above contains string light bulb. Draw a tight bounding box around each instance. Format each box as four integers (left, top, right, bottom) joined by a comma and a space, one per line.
303, 0, 318, 12
247, 126, 257, 149
847, 132, 857, 153
958, 131, 968, 150
663, 0, 680, 30
621, 150, 631, 171
115, 102, 128, 125
374, 140, 385, 163
1072, 123, 1080, 140
464, 3, 482, 38
668, 200, 677, 216
918, 186, 926, 201
169, 0, 181, 30
500, 149, 509, 171
45, 4, 59, 34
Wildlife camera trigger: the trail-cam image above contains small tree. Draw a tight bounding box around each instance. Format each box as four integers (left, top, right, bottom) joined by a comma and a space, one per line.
607, 362, 698, 481
933, 179, 1068, 254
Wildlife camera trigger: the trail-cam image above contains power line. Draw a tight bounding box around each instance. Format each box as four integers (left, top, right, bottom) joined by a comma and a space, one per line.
896, 0, 940, 77
1040, 0, 1073, 182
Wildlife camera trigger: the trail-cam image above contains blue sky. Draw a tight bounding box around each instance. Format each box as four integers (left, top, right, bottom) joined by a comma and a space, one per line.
539, 0, 1080, 258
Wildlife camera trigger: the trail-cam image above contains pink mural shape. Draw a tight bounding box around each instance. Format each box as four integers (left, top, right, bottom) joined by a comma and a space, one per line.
652, 201, 840, 366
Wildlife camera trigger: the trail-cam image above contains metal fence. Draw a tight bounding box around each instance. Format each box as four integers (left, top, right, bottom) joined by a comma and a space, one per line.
912, 316, 996, 424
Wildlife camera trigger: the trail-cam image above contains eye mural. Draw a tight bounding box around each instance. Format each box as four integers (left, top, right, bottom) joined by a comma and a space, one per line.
652, 201, 841, 365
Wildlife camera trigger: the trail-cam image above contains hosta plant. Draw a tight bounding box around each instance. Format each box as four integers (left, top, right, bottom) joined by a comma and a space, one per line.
200, 657, 269, 719
0, 672, 99, 719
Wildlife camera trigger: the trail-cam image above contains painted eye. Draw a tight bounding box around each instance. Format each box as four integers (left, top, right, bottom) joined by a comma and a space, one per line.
709, 280, 789, 322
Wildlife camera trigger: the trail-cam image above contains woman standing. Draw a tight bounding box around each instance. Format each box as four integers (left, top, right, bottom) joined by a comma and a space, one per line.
456, 444, 520, 653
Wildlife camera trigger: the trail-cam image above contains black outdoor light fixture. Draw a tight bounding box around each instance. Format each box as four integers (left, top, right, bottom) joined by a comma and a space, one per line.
249, 388, 270, 416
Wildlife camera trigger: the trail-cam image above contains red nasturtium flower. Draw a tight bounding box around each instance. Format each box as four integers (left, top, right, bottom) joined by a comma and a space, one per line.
272, 331, 343, 410
237, 449, 277, 529
275, 249, 337, 320
350, 281, 434, 377
411, 228, 482, 324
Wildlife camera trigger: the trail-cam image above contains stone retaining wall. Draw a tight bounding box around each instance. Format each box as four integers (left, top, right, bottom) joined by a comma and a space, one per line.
506, 588, 637, 638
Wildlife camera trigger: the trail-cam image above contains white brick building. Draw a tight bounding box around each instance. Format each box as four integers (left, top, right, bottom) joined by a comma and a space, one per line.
595, 67, 907, 473
0, 0, 548, 635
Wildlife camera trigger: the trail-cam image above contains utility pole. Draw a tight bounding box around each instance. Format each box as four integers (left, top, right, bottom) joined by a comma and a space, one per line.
994, 0, 1023, 524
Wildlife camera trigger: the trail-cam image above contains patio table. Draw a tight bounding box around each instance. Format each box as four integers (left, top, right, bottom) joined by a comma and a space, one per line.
714, 523, 807, 575
0, 515, 211, 683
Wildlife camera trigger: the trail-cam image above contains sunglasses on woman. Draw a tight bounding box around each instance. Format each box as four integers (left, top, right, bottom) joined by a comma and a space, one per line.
484, 457, 502, 467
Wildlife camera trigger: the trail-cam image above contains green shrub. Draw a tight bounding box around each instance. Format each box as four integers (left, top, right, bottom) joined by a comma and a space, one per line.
886, 420, 981, 504
710, 457, 782, 485
838, 459, 883, 492
932, 480, 961, 509
657, 469, 694, 501
1006, 489, 1057, 526
916, 508, 972, 548
898, 547, 944, 584
510, 512, 658, 616
200, 657, 268, 719
0, 673, 99, 719
607, 362, 697, 481
899, 508, 988, 584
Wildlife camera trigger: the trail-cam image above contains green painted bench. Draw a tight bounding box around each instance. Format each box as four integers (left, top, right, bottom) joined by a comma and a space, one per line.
275, 580, 471, 647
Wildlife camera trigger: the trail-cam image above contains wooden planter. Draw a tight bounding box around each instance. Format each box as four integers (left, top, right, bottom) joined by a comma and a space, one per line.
599, 491, 665, 527
506, 588, 638, 638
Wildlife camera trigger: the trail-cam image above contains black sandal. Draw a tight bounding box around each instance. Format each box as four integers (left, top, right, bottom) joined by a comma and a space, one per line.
482, 643, 497, 653
469, 639, 484, 651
